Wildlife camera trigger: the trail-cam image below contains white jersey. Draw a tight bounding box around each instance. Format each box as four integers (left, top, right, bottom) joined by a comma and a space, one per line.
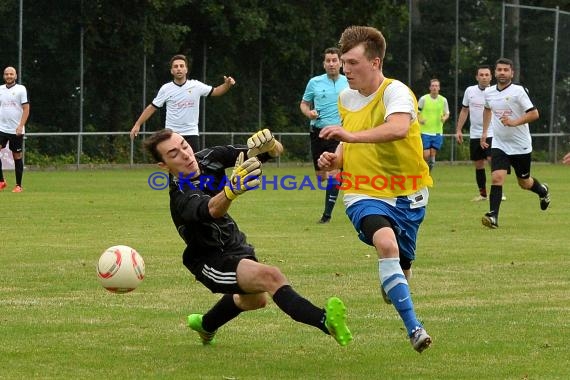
0, 83, 29, 134
484, 83, 535, 155
339, 80, 418, 120
461, 84, 492, 138
152, 79, 213, 136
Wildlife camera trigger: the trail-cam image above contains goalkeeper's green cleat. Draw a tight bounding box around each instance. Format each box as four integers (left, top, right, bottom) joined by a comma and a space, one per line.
187, 314, 217, 345
324, 297, 353, 346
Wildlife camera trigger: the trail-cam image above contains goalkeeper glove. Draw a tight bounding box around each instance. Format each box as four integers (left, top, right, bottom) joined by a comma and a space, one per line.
224, 152, 262, 200
247, 129, 276, 158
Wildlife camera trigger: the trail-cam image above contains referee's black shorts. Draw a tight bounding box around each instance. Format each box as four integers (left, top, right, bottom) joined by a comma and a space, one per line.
310, 128, 340, 171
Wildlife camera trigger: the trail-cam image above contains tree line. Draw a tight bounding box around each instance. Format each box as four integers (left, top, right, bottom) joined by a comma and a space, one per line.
1, 0, 569, 163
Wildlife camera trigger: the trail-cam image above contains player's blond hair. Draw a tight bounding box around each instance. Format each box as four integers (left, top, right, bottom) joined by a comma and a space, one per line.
338, 26, 386, 61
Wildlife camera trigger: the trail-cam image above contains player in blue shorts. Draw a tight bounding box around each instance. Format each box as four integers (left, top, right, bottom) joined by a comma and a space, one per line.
418, 79, 450, 172
319, 26, 433, 353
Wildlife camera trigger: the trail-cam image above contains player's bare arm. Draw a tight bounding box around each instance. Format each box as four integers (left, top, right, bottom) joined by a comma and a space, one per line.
211, 76, 236, 96
480, 108, 492, 148
455, 107, 469, 144
299, 100, 319, 120
318, 125, 350, 141
16, 103, 30, 136
131, 104, 158, 139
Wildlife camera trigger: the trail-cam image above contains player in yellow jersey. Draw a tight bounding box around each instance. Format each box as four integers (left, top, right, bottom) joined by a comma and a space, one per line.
319, 26, 432, 353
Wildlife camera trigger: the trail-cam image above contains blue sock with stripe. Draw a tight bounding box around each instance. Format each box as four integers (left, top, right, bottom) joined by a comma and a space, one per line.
380, 258, 422, 336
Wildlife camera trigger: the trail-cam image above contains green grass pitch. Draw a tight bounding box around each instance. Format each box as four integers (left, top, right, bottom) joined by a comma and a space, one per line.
0, 164, 568, 379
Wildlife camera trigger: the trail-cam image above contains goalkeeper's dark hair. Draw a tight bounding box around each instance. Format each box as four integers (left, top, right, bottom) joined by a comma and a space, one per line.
144, 128, 174, 163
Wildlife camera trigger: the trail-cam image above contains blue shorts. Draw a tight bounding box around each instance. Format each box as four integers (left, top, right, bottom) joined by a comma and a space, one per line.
421, 134, 443, 150
346, 198, 426, 262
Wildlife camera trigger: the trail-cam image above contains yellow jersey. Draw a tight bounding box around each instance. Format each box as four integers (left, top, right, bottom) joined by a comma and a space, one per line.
338, 78, 433, 198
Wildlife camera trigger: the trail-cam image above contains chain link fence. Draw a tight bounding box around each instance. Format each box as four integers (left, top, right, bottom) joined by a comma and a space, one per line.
1, 1, 569, 168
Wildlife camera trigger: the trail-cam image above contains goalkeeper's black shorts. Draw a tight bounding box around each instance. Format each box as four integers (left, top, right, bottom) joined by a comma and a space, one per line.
185, 252, 258, 294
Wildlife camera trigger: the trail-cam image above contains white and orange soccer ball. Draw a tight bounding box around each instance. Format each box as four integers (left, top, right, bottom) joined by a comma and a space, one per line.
97, 245, 145, 294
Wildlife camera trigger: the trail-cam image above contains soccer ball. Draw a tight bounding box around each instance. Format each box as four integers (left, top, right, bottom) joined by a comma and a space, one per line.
97, 245, 145, 294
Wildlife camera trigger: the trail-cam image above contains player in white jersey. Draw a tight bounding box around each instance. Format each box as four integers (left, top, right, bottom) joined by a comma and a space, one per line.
0, 66, 29, 193
480, 58, 550, 229
456, 65, 505, 201
130, 54, 235, 151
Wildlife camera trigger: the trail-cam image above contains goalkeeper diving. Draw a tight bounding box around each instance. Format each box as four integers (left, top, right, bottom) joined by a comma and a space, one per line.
143, 128, 353, 347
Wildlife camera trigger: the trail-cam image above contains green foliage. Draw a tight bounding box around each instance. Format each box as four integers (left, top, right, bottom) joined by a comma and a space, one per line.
24, 151, 76, 166
1, 0, 570, 160
25, 151, 122, 167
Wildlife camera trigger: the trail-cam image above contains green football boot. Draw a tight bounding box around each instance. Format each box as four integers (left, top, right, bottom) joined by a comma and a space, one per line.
187, 314, 217, 345
324, 297, 353, 346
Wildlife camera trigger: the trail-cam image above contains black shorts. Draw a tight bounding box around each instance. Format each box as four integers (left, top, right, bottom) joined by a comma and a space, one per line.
183, 250, 258, 294
310, 128, 340, 170
470, 138, 492, 161
490, 148, 532, 179
0, 132, 23, 153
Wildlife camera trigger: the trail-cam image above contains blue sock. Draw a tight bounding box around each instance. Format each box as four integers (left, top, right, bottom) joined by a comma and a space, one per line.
380, 258, 422, 336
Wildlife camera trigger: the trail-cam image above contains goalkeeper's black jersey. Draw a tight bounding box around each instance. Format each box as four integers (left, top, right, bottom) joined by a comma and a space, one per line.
168, 145, 270, 273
